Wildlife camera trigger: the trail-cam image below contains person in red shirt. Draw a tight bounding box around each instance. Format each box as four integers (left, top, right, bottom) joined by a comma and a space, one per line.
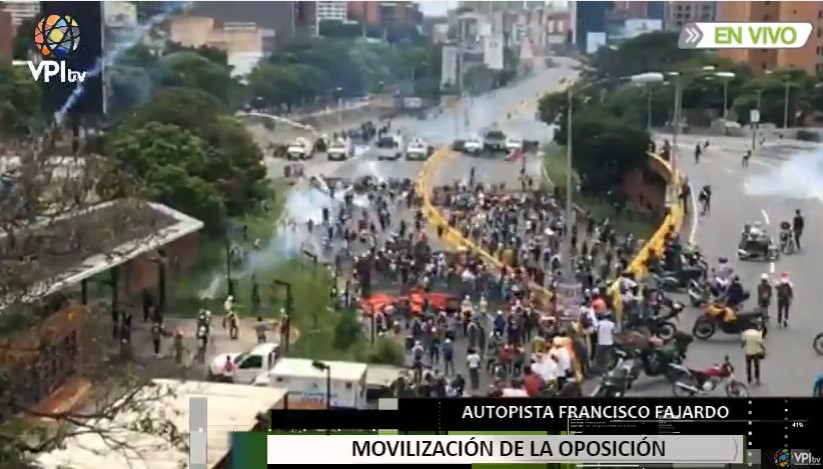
523, 366, 545, 397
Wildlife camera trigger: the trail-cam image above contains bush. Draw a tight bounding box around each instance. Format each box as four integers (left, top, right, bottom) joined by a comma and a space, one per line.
333, 308, 363, 352
367, 336, 406, 366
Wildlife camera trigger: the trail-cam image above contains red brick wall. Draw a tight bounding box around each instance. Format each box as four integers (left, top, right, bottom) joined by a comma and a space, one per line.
0, 12, 12, 58
122, 231, 201, 294
621, 163, 668, 214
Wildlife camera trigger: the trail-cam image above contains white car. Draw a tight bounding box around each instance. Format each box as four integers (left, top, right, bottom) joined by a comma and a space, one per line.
463, 137, 482, 154
505, 137, 524, 152
405, 139, 429, 160
327, 138, 352, 161
287, 137, 313, 160
376, 134, 404, 160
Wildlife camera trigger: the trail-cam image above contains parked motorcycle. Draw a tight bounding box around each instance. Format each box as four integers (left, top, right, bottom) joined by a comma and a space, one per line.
687, 279, 721, 307
670, 355, 748, 397
779, 222, 795, 255
609, 333, 690, 382
624, 302, 682, 340
591, 350, 636, 397
692, 306, 766, 340
813, 332, 823, 355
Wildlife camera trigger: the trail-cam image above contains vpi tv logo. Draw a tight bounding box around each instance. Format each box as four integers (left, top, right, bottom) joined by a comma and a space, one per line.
791, 449, 822, 466
28, 14, 86, 83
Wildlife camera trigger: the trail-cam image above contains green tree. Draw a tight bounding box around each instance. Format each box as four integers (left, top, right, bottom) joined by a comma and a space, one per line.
589, 31, 699, 80
155, 51, 238, 107
0, 57, 43, 137
247, 63, 308, 107
110, 122, 228, 230
122, 88, 267, 221
12, 16, 36, 60
165, 41, 229, 66
569, 113, 651, 194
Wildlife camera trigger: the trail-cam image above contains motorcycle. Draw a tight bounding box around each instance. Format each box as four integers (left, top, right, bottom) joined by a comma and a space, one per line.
609, 333, 690, 382
692, 304, 766, 340
737, 238, 780, 261
779, 225, 795, 254
670, 355, 748, 397
591, 350, 637, 397
687, 279, 721, 307
813, 333, 823, 355
624, 301, 683, 340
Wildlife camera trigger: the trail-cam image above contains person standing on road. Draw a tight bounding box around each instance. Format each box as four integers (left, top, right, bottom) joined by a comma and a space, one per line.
792, 209, 805, 250
594, 313, 616, 374
742, 150, 751, 167
756, 274, 772, 319
741, 324, 765, 386
776, 273, 794, 328
466, 347, 481, 391
694, 143, 702, 164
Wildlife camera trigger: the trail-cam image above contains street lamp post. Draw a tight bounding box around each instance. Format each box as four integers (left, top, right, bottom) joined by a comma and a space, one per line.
272, 279, 293, 353
311, 360, 333, 414
715, 71, 736, 119
752, 89, 764, 152
782, 81, 791, 129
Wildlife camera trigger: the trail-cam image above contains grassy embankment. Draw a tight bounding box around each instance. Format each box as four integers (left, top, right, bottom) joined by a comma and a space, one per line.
541, 145, 658, 240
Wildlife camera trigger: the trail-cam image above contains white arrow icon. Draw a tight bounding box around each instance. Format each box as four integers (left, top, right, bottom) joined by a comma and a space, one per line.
687, 26, 697, 44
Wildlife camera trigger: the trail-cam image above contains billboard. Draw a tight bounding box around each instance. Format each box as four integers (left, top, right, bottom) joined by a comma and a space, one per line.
585, 31, 607, 54
483, 34, 504, 70
440, 45, 459, 89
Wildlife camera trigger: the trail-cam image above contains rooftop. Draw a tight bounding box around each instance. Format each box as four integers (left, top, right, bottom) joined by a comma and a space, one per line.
0, 200, 204, 310
33, 379, 288, 469
269, 358, 368, 380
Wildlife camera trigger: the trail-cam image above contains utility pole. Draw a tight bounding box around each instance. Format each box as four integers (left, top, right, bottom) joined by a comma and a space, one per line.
751, 89, 763, 152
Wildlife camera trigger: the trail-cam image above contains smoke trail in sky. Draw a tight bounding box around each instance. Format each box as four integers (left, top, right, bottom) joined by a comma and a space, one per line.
53, 2, 189, 126
745, 144, 823, 199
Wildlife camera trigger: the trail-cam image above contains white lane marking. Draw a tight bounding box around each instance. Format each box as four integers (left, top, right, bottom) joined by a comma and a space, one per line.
769, 261, 775, 274
724, 168, 733, 174
688, 184, 699, 244
761, 209, 770, 225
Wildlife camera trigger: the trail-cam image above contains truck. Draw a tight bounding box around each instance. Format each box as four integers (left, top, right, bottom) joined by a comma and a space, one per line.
207, 342, 279, 384
376, 134, 404, 161
287, 137, 314, 160
327, 137, 353, 161
255, 358, 368, 409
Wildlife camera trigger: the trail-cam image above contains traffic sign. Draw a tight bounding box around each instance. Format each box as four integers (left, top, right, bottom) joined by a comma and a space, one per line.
750, 109, 760, 123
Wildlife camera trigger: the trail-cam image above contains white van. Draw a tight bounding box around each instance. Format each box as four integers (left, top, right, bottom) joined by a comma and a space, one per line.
376, 134, 404, 161
208, 342, 279, 384
287, 137, 314, 160
256, 358, 368, 409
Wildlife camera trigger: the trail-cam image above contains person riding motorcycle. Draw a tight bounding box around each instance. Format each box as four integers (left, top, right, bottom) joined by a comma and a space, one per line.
756, 273, 772, 318
716, 275, 746, 322
713, 257, 733, 289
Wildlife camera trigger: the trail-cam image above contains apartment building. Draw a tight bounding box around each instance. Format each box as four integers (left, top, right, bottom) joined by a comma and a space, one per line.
316, 1, 348, 22
612, 1, 666, 20
348, 1, 419, 27
664, 1, 715, 30
187, 1, 316, 47
1, 1, 39, 26
717, 1, 823, 75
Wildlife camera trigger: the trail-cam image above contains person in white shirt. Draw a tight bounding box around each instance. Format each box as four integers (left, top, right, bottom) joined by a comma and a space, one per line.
595, 314, 616, 373
466, 348, 481, 391
551, 338, 573, 388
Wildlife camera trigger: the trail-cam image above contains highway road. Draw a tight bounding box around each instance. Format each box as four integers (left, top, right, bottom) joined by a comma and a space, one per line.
624, 133, 822, 397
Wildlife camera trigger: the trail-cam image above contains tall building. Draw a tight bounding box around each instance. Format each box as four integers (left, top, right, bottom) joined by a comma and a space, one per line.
611, 1, 665, 20
1, 1, 39, 26
571, 1, 612, 50
664, 1, 715, 30
316, 1, 347, 22
187, 1, 315, 47
717, 1, 823, 75
348, 1, 420, 27
0, 11, 12, 58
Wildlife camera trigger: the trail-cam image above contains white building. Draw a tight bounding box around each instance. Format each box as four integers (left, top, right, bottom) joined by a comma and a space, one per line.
316, 1, 348, 22
1, 1, 39, 26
